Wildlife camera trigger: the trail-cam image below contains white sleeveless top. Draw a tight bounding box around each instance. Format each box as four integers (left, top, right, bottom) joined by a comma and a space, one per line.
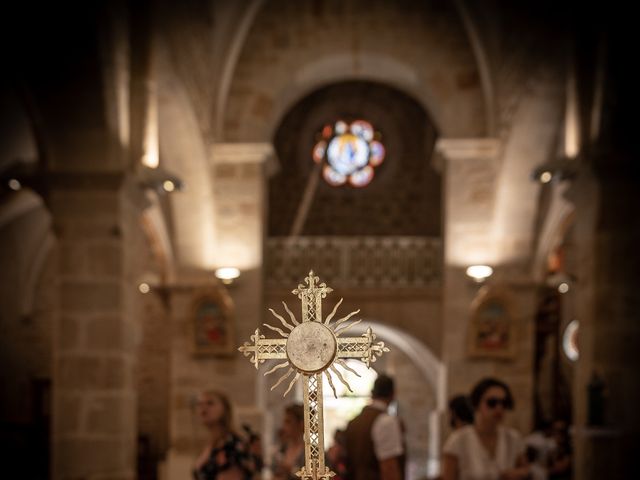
443, 425, 524, 480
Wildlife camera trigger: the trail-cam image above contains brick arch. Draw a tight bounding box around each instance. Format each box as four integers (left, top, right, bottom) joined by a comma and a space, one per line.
222, 0, 488, 142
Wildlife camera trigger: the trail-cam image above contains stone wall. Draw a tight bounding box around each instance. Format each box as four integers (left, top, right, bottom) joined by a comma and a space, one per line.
442, 268, 536, 435
164, 269, 265, 480
137, 285, 171, 465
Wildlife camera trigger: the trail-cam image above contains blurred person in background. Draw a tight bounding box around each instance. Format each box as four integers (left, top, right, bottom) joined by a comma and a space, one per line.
271, 403, 305, 480
193, 390, 260, 480
442, 378, 530, 480
345, 374, 405, 480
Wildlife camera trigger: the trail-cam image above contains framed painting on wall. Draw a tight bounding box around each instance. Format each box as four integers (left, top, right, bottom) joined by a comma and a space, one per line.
467, 286, 516, 360
191, 288, 235, 356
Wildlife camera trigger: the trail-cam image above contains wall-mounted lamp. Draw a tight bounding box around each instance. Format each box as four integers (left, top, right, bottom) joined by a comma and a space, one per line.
136, 272, 161, 295
162, 180, 177, 192
1, 161, 37, 192
137, 165, 185, 195
539, 171, 553, 184
531, 157, 579, 184
135, 274, 172, 308
215, 267, 241, 285
466, 265, 493, 283
546, 271, 575, 293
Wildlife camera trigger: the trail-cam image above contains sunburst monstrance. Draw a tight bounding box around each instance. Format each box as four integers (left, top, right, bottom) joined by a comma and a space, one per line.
239, 271, 390, 480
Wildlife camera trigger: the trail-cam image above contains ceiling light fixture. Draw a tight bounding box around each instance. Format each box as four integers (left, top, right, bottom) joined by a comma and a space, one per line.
215, 267, 241, 285
531, 157, 579, 184
466, 265, 493, 282
137, 165, 185, 195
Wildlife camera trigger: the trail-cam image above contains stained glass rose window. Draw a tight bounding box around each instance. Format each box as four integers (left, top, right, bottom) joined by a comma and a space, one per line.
312, 120, 385, 187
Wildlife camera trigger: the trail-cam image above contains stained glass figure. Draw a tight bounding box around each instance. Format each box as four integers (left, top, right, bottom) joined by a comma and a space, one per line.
313, 119, 385, 187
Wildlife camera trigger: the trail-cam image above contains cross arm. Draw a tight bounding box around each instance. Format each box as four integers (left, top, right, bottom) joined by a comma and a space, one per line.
336, 327, 389, 368
238, 328, 287, 368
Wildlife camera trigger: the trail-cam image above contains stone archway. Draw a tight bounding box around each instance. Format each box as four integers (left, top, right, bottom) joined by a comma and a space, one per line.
222, 0, 488, 143
260, 319, 446, 480
353, 321, 446, 479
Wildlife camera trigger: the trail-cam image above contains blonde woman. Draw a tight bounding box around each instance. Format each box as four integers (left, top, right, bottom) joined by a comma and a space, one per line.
193, 390, 260, 480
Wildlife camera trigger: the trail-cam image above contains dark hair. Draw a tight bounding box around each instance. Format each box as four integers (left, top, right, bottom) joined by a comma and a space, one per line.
469, 378, 514, 410
371, 374, 395, 399
448, 395, 474, 425
284, 403, 305, 423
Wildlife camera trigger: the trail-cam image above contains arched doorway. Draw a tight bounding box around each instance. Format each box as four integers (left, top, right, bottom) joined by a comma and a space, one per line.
350, 321, 446, 479
260, 321, 445, 480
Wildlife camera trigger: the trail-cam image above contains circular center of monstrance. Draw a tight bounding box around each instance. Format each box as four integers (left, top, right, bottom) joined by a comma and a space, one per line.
286, 321, 337, 374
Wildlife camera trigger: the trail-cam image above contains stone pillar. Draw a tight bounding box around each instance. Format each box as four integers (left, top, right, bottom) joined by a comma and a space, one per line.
568, 20, 640, 477
50, 174, 139, 480
436, 138, 501, 268
23, 3, 145, 478
164, 143, 273, 480
437, 138, 535, 435
210, 142, 275, 271
209, 143, 274, 418
438, 138, 501, 401
570, 165, 640, 479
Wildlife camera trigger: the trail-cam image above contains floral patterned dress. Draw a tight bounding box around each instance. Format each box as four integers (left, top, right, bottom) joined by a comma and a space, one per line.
194, 433, 259, 480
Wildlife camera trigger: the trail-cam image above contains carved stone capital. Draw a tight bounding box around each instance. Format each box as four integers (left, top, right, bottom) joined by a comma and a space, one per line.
210, 142, 276, 169
434, 137, 501, 169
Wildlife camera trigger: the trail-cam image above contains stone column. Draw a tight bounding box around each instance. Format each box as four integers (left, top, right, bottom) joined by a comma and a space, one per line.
568, 21, 640, 477
437, 138, 535, 435
570, 164, 640, 479
211, 142, 274, 434
26, 3, 145, 478
164, 143, 274, 480
49, 173, 139, 480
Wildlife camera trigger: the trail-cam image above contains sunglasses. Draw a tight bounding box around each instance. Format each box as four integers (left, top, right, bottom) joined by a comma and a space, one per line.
485, 397, 509, 409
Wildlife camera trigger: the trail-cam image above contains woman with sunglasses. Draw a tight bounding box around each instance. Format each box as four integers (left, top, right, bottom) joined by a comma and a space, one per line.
442, 378, 531, 480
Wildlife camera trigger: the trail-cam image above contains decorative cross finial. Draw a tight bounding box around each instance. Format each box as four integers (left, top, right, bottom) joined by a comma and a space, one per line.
239, 271, 389, 479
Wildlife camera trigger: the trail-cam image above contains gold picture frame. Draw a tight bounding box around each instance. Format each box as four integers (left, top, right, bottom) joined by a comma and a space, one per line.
190, 287, 235, 356
467, 285, 516, 360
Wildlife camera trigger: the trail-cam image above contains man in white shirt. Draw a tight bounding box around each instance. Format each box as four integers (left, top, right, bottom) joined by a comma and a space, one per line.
344, 374, 404, 480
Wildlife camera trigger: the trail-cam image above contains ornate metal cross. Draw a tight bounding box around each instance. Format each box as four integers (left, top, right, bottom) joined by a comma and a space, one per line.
239, 271, 389, 480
